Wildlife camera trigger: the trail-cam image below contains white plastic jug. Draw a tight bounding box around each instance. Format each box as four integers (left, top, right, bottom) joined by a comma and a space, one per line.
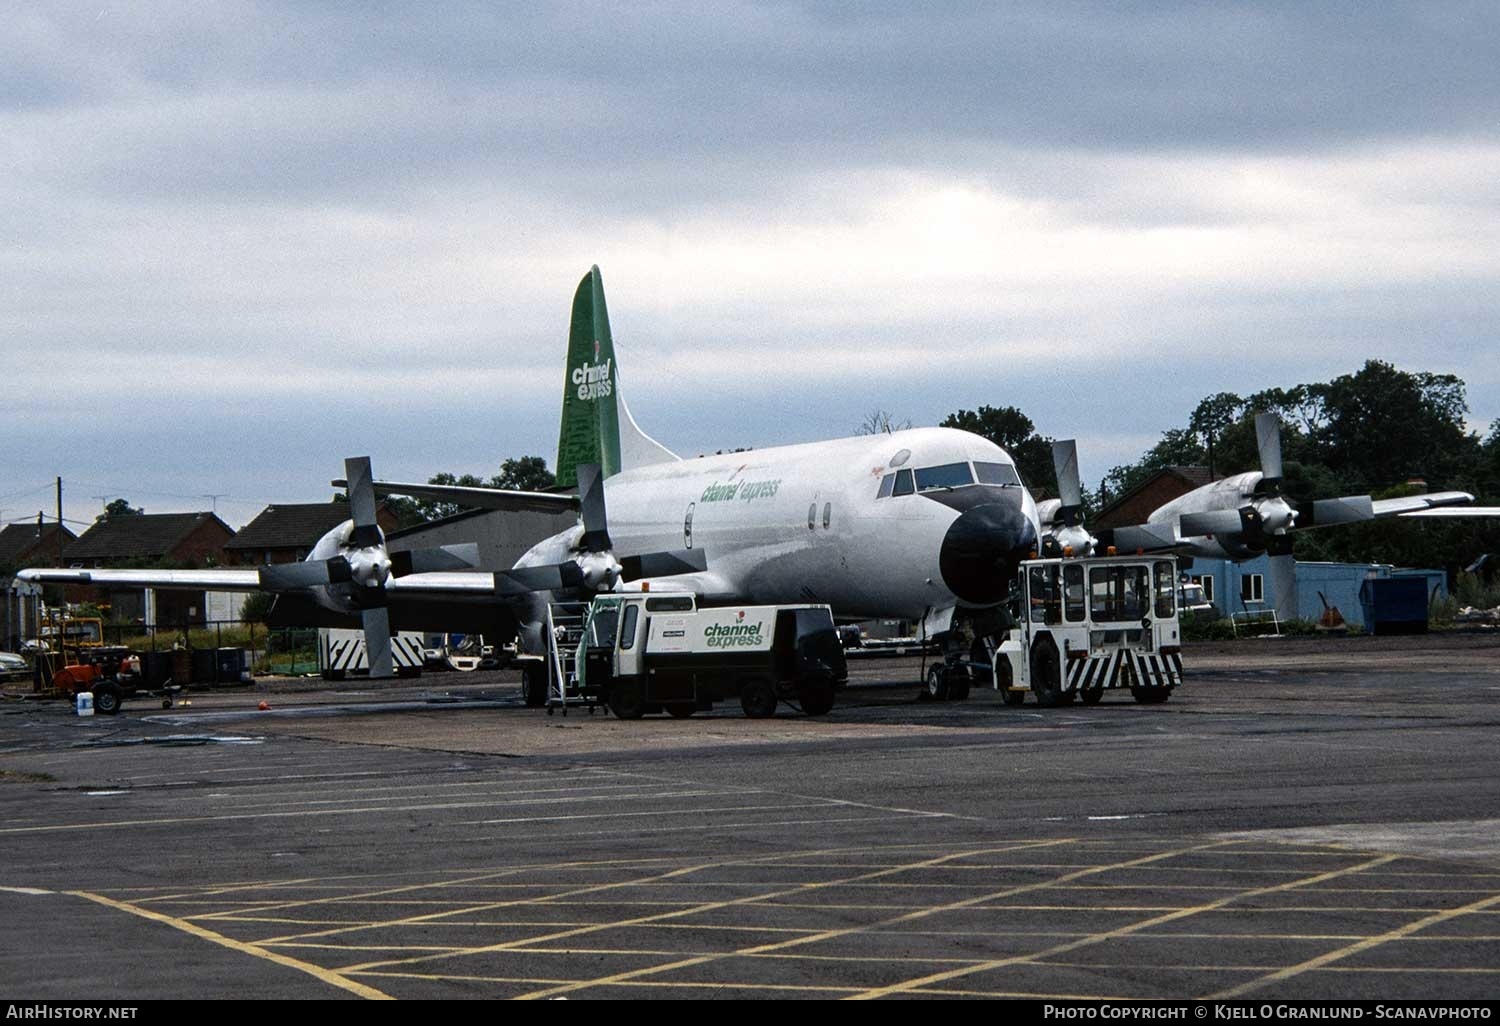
76, 691, 94, 717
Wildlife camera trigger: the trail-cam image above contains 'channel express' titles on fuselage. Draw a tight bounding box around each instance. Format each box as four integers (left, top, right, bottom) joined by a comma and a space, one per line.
543, 426, 1041, 620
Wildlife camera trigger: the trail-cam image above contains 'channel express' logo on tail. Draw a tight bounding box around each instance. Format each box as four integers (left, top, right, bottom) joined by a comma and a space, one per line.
704, 617, 767, 648
572, 355, 613, 401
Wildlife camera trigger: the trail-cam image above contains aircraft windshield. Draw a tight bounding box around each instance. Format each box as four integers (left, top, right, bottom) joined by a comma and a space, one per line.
915, 463, 974, 491
974, 461, 1020, 486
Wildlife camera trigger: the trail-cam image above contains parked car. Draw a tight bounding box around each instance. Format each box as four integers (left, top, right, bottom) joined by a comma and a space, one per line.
0, 651, 29, 681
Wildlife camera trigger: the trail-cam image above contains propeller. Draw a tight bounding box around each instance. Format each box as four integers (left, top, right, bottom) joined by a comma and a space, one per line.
1045, 440, 1097, 555
261, 456, 488, 677
569, 462, 707, 592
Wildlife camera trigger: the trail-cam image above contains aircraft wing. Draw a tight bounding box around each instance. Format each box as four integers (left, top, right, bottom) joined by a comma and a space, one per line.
1395, 506, 1500, 519
1372, 491, 1493, 518
331, 477, 579, 514
15, 567, 263, 591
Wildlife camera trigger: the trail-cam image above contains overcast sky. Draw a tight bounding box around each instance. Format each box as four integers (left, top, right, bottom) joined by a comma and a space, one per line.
4, 2, 1498, 531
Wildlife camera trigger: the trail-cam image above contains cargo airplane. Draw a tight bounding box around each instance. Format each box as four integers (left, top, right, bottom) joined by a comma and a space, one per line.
20, 267, 1047, 679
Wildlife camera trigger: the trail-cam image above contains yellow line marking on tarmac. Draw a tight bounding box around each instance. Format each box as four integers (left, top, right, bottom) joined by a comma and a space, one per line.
256, 842, 918, 947
1208, 890, 1500, 998
340, 841, 1076, 980
69, 890, 393, 1000
510, 839, 1215, 1001
357, 971, 861, 994
842, 850, 1401, 1001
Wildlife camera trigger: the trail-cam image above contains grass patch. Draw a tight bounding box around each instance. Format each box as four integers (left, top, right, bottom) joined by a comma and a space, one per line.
0, 769, 57, 784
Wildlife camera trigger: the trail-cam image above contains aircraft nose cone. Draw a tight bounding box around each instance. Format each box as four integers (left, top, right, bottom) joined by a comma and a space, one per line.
939, 498, 1038, 605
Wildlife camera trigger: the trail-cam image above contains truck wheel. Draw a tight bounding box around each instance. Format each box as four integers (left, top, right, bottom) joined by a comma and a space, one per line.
92, 681, 123, 716
1131, 685, 1171, 705
665, 703, 696, 719
520, 664, 547, 707
948, 669, 971, 702
922, 664, 950, 702
997, 656, 1026, 706
1080, 685, 1104, 705
1031, 644, 1063, 708
608, 680, 647, 719
740, 678, 777, 719
797, 679, 836, 717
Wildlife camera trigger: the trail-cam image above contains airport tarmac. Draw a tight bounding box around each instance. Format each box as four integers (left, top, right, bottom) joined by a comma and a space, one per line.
2, 632, 1498, 1000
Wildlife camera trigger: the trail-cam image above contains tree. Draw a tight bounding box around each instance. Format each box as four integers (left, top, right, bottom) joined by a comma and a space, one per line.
98, 498, 143, 522
940, 406, 1055, 497
495, 456, 555, 492
856, 409, 912, 436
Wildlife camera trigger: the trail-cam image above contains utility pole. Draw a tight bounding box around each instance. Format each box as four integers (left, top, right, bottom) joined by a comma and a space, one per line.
56, 478, 63, 568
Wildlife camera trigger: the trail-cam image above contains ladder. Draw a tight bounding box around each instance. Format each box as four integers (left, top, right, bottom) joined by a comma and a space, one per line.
544, 601, 593, 714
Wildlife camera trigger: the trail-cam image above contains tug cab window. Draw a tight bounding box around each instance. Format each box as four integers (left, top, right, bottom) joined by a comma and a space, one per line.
1064, 563, 1086, 622
1154, 561, 1176, 618
915, 462, 974, 491
974, 461, 1021, 486
1089, 565, 1150, 622
1028, 564, 1062, 625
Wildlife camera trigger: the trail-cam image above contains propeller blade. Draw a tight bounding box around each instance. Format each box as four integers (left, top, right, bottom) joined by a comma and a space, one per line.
389, 543, 481, 577
1268, 551, 1298, 621
1300, 494, 1375, 528
258, 557, 352, 591
619, 548, 709, 582
344, 456, 382, 547
493, 563, 585, 597
1255, 413, 1283, 488
362, 604, 394, 678
1180, 509, 1248, 538
1098, 523, 1180, 553
576, 462, 612, 552
1051, 440, 1084, 524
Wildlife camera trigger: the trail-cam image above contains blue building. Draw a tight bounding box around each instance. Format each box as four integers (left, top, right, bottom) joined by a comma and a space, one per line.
1181, 557, 1446, 633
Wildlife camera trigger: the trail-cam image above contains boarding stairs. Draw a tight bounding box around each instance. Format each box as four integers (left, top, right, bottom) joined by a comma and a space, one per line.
544, 601, 594, 715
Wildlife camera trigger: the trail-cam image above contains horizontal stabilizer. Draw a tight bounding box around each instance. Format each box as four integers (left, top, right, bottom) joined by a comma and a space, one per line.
390, 544, 481, 577
619, 549, 709, 582
332, 477, 579, 514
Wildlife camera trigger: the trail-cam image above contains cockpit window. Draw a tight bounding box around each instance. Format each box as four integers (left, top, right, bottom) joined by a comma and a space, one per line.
892, 468, 915, 496
914, 462, 974, 491
974, 461, 1021, 486
876, 473, 895, 499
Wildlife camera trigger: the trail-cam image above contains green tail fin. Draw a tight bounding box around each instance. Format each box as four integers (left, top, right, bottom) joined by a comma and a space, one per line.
556, 267, 623, 489
556, 266, 679, 490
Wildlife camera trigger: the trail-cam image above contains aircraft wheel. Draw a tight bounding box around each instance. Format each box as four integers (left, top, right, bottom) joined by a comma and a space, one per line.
608, 680, 647, 719
740, 678, 778, 719
1031, 645, 1063, 708
1079, 685, 1104, 705
797, 678, 836, 717
922, 664, 951, 702
92, 681, 123, 716
520, 664, 547, 707
665, 703, 696, 719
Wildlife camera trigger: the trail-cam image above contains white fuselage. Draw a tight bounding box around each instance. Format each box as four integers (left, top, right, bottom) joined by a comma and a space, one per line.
517, 427, 1042, 621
